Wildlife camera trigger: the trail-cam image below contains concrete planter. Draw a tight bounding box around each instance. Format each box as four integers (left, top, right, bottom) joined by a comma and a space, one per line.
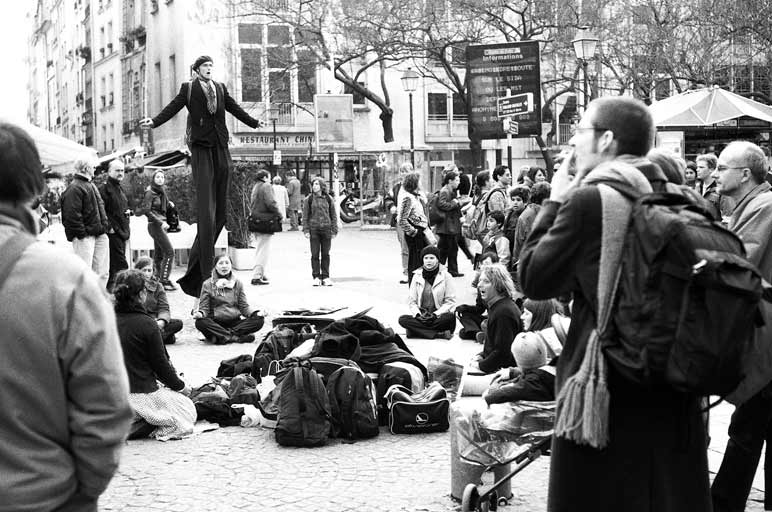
228, 246, 254, 271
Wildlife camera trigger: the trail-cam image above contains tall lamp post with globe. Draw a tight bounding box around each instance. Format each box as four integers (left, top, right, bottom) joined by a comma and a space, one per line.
572, 27, 599, 113
401, 67, 419, 168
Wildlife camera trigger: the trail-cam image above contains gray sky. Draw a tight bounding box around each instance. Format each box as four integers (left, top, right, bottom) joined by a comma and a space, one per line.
1, 3, 31, 122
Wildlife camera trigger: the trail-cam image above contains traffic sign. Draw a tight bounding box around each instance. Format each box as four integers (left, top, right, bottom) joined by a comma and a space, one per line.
497, 93, 534, 118
272, 150, 282, 165
503, 118, 519, 135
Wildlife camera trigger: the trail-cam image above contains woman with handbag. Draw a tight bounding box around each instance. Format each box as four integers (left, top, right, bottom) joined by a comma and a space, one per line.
398, 171, 432, 285
302, 177, 338, 286
136, 170, 176, 291
249, 169, 281, 286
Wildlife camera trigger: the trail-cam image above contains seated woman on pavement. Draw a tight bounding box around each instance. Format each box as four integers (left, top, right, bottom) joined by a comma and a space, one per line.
481, 210, 511, 268
482, 332, 556, 405
113, 269, 195, 440
456, 251, 499, 340
398, 245, 457, 340
134, 256, 183, 345
193, 254, 266, 344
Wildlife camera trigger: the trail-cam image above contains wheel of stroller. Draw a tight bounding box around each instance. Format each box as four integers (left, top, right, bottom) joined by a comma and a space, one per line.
461, 484, 481, 512
497, 496, 509, 507
488, 489, 498, 511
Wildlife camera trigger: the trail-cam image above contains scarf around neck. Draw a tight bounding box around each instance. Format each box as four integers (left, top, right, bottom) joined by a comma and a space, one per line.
422, 265, 440, 285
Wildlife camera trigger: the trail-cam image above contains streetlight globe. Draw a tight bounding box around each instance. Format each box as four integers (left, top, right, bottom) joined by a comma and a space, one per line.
401, 68, 419, 93
572, 27, 599, 61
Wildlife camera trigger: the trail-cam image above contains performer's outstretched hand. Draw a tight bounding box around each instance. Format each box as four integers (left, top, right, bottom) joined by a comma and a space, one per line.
139, 118, 154, 128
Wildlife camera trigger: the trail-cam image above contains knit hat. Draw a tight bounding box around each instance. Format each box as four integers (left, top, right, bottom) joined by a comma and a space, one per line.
134, 256, 153, 271
421, 245, 440, 260
512, 332, 547, 370
192, 55, 213, 72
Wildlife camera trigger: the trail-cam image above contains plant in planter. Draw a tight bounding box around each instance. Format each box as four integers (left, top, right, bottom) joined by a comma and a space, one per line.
226, 162, 257, 269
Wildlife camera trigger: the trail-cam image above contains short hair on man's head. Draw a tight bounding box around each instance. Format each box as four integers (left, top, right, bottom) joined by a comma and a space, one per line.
509, 184, 530, 202
475, 170, 491, 189
402, 171, 421, 193
272, 175, 282, 184
589, 96, 654, 157
492, 165, 509, 182
480, 263, 518, 299
442, 170, 459, 185
256, 169, 270, 181
725, 141, 769, 184
647, 148, 684, 185
529, 182, 551, 204
0, 122, 44, 202
487, 209, 505, 226
696, 153, 718, 170
108, 159, 125, 172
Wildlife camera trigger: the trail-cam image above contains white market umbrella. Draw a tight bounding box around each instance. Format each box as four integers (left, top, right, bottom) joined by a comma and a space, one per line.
649, 86, 772, 127
1, 118, 98, 173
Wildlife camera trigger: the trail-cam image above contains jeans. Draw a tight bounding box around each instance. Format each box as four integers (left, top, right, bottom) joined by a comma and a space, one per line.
396, 224, 409, 274
147, 222, 174, 282
309, 229, 332, 279
398, 312, 456, 339
252, 233, 272, 279
195, 316, 265, 344
288, 208, 300, 229
405, 231, 427, 285
72, 233, 109, 289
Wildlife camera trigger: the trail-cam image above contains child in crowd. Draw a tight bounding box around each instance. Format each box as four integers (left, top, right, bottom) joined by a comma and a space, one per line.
113, 269, 195, 440
504, 185, 530, 257
134, 256, 183, 345
481, 210, 511, 268
482, 332, 556, 405
193, 254, 265, 344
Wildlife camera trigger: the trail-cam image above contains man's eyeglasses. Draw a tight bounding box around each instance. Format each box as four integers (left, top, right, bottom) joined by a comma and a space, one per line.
574, 126, 610, 133
716, 166, 747, 173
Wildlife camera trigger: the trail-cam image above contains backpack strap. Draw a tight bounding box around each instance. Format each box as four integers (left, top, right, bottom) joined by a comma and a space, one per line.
186, 79, 194, 107
0, 233, 35, 292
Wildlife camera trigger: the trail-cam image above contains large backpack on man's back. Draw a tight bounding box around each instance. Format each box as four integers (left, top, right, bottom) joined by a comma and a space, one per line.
326, 366, 380, 440
427, 191, 444, 226
604, 190, 763, 396
274, 366, 332, 447
463, 188, 505, 241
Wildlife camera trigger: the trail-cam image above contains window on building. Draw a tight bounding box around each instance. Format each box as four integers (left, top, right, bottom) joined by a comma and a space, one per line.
267, 25, 290, 45
269, 71, 291, 103
344, 82, 366, 105
169, 55, 176, 98
238, 24, 262, 44
102, 125, 107, 151
154, 61, 162, 109
109, 123, 114, 150
427, 92, 448, 120
107, 22, 113, 51
100, 76, 106, 107
267, 46, 291, 69
451, 92, 467, 120
297, 50, 317, 103
241, 48, 262, 102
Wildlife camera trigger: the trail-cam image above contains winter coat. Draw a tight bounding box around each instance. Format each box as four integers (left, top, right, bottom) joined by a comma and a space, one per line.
398, 191, 428, 237
136, 185, 168, 226
482, 229, 511, 268
286, 177, 302, 209
98, 177, 130, 240
60, 175, 110, 241
518, 163, 711, 512
198, 275, 255, 323
0, 207, 131, 511
477, 297, 521, 374
141, 278, 171, 323
487, 184, 510, 213
484, 365, 556, 405
115, 304, 183, 394
272, 184, 290, 220
302, 192, 338, 235
513, 202, 540, 263
250, 180, 280, 221
407, 267, 456, 316
435, 184, 462, 235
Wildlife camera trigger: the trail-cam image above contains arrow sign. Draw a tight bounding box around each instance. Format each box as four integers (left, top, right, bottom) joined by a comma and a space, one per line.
497, 92, 534, 118
503, 118, 519, 135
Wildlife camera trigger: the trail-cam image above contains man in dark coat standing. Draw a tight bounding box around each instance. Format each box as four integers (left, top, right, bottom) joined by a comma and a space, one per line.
435, 170, 469, 277
140, 55, 264, 298
518, 96, 711, 512
99, 159, 131, 291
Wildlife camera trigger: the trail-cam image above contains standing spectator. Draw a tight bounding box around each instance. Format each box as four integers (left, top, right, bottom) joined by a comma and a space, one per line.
286, 169, 302, 230
99, 159, 131, 291
394, 162, 413, 283
456, 169, 475, 263
684, 161, 698, 190
303, 177, 338, 286
140, 55, 265, 299
193, 254, 266, 344
527, 166, 552, 184
249, 169, 281, 286
697, 153, 735, 221
0, 121, 132, 512
272, 174, 290, 222
134, 256, 183, 345
488, 165, 512, 213
504, 185, 530, 255
436, 170, 470, 277
398, 171, 429, 285
61, 158, 111, 289
512, 181, 551, 267
136, 170, 176, 291
711, 141, 772, 512
113, 269, 195, 440
519, 96, 711, 511
398, 245, 457, 339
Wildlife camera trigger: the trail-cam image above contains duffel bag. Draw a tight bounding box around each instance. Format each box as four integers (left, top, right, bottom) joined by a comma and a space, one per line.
385, 382, 450, 434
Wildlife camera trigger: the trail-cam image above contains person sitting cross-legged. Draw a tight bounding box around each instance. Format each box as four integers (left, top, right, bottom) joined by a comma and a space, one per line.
133, 256, 183, 345
398, 245, 457, 339
193, 254, 265, 344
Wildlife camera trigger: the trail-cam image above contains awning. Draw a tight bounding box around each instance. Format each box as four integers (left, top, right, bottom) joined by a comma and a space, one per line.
649, 86, 772, 127
142, 149, 189, 169
1, 118, 98, 173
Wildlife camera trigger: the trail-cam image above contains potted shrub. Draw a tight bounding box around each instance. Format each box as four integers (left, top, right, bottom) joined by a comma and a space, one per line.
226, 162, 257, 270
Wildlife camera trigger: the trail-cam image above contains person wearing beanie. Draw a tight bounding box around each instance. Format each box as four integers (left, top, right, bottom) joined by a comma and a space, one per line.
482, 331, 556, 405
134, 256, 183, 344
140, 55, 265, 303
135, 170, 176, 291
397, 245, 457, 339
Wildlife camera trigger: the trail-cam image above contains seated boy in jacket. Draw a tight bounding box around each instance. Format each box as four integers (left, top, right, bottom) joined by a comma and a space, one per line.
483, 331, 556, 405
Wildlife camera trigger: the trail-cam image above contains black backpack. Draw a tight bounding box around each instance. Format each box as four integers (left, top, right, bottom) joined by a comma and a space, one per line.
326, 367, 380, 440
252, 325, 307, 381
603, 189, 763, 396
427, 190, 444, 226
274, 366, 332, 447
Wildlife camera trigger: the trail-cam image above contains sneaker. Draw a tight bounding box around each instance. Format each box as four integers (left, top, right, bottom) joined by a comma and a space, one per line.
321, 278, 333, 287
237, 333, 256, 344
312, 278, 322, 286
251, 277, 269, 285
449, 272, 465, 278
437, 330, 453, 340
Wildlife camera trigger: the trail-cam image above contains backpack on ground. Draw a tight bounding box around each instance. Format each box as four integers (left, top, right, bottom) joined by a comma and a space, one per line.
463, 188, 505, 241
274, 366, 332, 447
326, 367, 380, 440
252, 325, 307, 381
308, 357, 361, 384
427, 191, 444, 226
217, 354, 253, 378
604, 188, 764, 397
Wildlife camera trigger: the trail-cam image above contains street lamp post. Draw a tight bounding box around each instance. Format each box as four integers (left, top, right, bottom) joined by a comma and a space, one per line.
572, 27, 599, 112
401, 68, 419, 169
270, 107, 278, 175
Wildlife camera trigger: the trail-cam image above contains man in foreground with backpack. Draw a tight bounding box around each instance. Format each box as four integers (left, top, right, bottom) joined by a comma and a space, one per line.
711, 141, 772, 512
518, 96, 711, 512
140, 56, 264, 300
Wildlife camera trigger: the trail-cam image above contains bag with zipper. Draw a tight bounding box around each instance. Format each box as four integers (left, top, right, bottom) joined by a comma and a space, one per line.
463, 188, 505, 241
252, 325, 308, 382
326, 366, 379, 440
385, 382, 450, 434
274, 366, 332, 447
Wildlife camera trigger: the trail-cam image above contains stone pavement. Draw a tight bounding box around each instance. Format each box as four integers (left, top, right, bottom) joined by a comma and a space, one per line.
99, 224, 765, 511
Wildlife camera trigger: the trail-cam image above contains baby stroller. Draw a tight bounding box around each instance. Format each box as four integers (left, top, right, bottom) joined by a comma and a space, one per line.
453, 401, 555, 511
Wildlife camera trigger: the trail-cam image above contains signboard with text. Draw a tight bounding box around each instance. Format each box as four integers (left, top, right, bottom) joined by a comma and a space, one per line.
497, 92, 534, 118
467, 41, 542, 139
314, 94, 355, 153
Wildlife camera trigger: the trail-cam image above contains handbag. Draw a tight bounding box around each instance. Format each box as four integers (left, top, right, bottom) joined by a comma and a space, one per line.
248, 214, 282, 234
